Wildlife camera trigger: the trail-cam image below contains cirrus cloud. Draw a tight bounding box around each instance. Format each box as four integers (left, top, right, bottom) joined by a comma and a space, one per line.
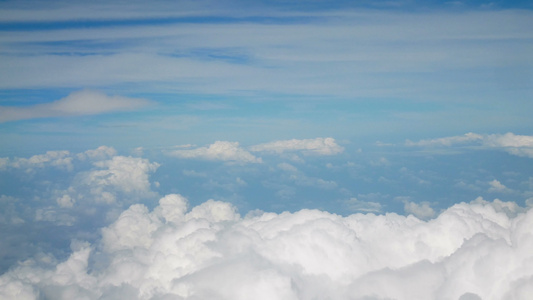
0, 90, 151, 123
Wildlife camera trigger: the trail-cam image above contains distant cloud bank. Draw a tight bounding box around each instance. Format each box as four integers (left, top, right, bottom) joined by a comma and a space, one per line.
166, 137, 344, 163
250, 137, 344, 155
406, 132, 533, 158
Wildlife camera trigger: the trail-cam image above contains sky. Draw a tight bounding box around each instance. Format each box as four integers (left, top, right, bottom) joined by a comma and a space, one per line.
0, 0, 533, 299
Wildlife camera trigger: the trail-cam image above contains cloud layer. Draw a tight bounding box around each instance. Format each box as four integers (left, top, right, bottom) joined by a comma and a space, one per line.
167, 141, 262, 164
166, 137, 344, 164
250, 137, 344, 156
0, 90, 151, 123
1, 195, 531, 300
406, 132, 533, 158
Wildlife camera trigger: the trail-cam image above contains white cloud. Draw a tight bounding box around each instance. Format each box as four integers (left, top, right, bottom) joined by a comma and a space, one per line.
1, 6, 531, 105
406, 132, 533, 158
0, 146, 164, 273
167, 141, 262, 163
405, 132, 484, 147
484, 132, 533, 158
1, 196, 531, 300
1, 146, 160, 210
344, 197, 382, 213
9, 150, 74, 172
250, 137, 344, 155
76, 146, 117, 161
56, 194, 75, 208
0, 90, 151, 123
2, 146, 119, 174
484, 132, 533, 148
403, 200, 436, 220
488, 179, 511, 193
75, 156, 160, 203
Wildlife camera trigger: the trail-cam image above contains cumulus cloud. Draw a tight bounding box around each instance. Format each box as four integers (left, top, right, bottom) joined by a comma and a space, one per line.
72, 155, 160, 205
86, 156, 159, 194
403, 200, 436, 220
0, 146, 162, 273
488, 179, 511, 193
484, 132, 533, 158
76, 146, 118, 161
406, 132, 533, 158
2, 146, 159, 206
1, 147, 119, 174
250, 137, 344, 156
8, 150, 74, 172
167, 141, 262, 163
0, 90, 151, 123
1, 195, 532, 300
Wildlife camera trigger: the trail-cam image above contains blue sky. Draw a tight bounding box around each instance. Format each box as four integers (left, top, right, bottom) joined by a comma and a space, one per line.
1, 1, 533, 298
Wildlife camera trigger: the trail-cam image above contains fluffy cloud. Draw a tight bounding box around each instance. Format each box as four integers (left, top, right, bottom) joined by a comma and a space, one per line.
0, 90, 151, 123
79, 156, 160, 197
1, 146, 118, 174
406, 132, 533, 158
250, 137, 344, 156
76, 146, 118, 161
1, 195, 531, 300
403, 200, 436, 220
0, 146, 162, 274
484, 132, 533, 158
8, 150, 74, 172
167, 141, 262, 163
1, 146, 160, 207
488, 179, 511, 193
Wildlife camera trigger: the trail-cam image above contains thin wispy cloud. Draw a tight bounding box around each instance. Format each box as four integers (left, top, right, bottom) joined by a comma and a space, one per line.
166, 137, 344, 163
0, 90, 151, 123
250, 137, 344, 155
1, 6, 531, 101
406, 132, 533, 158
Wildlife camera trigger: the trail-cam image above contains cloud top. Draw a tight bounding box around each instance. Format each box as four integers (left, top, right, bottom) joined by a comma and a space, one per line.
0, 90, 151, 123
1, 195, 532, 300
